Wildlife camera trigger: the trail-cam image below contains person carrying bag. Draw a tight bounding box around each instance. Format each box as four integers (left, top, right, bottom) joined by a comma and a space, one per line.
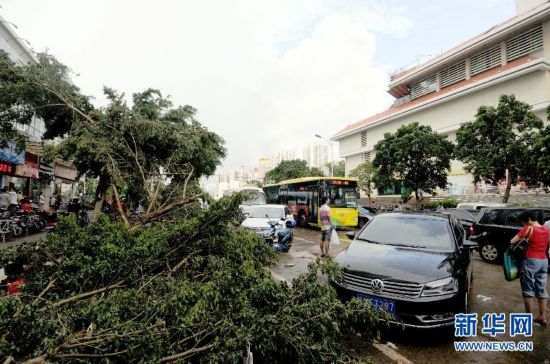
503, 226, 532, 282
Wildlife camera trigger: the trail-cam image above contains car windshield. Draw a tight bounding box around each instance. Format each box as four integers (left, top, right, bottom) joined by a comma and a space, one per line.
446, 209, 475, 222
248, 206, 284, 219
357, 214, 453, 250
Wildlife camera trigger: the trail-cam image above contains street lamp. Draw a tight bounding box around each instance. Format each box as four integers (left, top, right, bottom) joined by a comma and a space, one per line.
315, 134, 333, 177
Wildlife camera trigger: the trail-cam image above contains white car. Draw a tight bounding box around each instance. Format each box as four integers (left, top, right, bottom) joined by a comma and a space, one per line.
241, 204, 295, 230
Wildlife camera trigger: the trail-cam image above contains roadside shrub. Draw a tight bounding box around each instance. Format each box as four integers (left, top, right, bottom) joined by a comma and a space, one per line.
421, 198, 459, 210
0, 195, 380, 362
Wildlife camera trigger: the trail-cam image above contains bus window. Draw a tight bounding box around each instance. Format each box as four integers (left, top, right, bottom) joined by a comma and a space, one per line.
327, 185, 358, 208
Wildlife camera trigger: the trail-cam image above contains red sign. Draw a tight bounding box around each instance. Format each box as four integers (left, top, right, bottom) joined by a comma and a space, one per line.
15, 161, 39, 179
0, 161, 15, 175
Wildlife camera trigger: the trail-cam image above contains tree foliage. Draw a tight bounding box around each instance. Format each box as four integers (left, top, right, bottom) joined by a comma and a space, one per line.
372, 122, 453, 206
0, 51, 93, 149
329, 160, 346, 177
455, 95, 544, 202
0, 195, 381, 362
532, 106, 550, 190
264, 159, 324, 184
349, 161, 374, 202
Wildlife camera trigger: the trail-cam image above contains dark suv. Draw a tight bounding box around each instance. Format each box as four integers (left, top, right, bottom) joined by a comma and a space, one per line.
470, 207, 550, 264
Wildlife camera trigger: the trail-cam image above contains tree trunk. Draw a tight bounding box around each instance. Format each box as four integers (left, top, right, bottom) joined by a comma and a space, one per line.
502, 170, 513, 203
111, 183, 130, 228
92, 174, 109, 221
414, 189, 420, 210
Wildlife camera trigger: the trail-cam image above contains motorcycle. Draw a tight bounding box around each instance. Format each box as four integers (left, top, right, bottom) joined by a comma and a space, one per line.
260, 218, 295, 252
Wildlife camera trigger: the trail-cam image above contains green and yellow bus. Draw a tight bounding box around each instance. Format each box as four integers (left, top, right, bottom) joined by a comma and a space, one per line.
263, 177, 359, 227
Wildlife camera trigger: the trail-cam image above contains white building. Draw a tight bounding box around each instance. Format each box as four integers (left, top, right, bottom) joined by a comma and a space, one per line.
270, 149, 298, 167
302, 142, 329, 169
332, 0, 550, 197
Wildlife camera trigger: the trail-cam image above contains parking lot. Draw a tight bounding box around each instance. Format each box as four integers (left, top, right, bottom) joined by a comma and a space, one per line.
272, 227, 550, 364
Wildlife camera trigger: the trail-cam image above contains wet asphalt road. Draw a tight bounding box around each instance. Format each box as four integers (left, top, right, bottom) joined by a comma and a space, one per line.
274, 227, 550, 364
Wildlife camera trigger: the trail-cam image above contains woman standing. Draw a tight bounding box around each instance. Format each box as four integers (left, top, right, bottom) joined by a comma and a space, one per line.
510, 211, 550, 326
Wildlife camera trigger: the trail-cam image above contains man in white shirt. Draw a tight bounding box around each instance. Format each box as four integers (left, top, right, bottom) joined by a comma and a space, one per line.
8, 188, 17, 207
319, 197, 332, 257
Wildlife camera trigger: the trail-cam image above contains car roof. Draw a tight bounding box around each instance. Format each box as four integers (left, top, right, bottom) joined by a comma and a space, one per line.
480, 206, 550, 211
248, 204, 286, 208
376, 211, 451, 221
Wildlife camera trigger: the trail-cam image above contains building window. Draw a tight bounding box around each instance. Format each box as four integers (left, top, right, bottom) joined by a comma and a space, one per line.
410, 74, 436, 99
440, 60, 466, 88
361, 131, 367, 148
362, 151, 371, 162
470, 44, 502, 76
506, 25, 543, 62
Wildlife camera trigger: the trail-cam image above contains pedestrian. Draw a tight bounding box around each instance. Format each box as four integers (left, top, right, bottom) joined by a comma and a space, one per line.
319, 196, 333, 257
0, 187, 10, 210
8, 188, 18, 210
510, 211, 550, 326
39, 192, 45, 211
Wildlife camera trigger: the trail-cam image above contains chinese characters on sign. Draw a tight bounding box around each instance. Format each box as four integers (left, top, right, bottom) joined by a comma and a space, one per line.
455, 313, 533, 337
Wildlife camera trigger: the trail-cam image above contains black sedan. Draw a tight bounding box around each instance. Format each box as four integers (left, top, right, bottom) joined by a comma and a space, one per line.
442, 208, 476, 238
333, 212, 477, 329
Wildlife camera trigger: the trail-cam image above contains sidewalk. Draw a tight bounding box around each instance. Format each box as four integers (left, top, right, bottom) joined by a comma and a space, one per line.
0, 232, 47, 250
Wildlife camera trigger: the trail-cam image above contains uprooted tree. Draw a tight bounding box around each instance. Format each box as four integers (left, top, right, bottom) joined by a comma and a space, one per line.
2, 52, 225, 225
0, 195, 382, 362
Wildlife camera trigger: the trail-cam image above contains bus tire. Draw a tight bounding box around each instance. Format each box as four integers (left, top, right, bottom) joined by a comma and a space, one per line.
298, 211, 307, 227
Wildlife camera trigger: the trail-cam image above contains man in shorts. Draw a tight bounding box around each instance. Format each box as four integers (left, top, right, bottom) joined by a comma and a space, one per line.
319, 197, 332, 257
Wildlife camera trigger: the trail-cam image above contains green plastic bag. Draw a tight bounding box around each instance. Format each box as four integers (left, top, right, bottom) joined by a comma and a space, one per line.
503, 249, 519, 282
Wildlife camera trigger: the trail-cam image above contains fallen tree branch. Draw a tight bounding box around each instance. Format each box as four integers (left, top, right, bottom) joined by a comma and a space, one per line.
32, 278, 57, 305
159, 344, 214, 362
45, 280, 125, 309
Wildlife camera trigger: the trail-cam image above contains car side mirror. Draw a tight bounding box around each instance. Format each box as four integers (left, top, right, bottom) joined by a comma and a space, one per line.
463, 240, 478, 250
346, 231, 355, 240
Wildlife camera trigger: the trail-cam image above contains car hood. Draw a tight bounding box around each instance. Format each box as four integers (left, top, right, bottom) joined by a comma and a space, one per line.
242, 218, 277, 229
340, 240, 455, 283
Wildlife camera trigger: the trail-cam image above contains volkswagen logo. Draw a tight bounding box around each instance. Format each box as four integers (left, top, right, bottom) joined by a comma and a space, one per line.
371, 279, 384, 292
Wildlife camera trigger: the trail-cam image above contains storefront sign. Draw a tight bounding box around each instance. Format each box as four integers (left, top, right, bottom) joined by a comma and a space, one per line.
0, 161, 16, 175
15, 161, 39, 178
0, 139, 25, 164
54, 162, 78, 181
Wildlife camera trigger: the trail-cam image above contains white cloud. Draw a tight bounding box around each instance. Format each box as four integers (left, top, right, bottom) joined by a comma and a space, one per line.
1, 0, 413, 168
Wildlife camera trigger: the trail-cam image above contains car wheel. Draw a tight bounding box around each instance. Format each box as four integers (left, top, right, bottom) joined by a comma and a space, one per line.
298, 211, 307, 227
479, 242, 501, 264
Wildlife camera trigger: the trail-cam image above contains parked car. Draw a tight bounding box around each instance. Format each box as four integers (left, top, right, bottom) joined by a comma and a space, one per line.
358, 206, 375, 227
470, 207, 550, 264
442, 208, 476, 238
333, 212, 477, 329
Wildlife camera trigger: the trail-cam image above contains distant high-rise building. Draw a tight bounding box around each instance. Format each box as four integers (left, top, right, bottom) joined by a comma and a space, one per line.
303, 142, 329, 169
270, 149, 298, 167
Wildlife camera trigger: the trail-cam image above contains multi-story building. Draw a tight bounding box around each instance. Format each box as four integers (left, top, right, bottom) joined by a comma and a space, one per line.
332, 0, 550, 196
302, 142, 329, 169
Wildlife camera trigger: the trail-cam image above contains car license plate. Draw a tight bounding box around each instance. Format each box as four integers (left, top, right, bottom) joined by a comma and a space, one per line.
357, 293, 396, 314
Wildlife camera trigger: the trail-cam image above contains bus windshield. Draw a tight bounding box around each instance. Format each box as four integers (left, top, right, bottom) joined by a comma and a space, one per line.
327, 186, 358, 208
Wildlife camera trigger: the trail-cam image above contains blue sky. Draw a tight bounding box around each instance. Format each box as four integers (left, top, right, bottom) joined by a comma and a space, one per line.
1, 0, 517, 169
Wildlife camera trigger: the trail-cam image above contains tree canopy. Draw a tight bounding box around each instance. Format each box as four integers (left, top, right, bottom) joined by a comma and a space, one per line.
0, 51, 93, 149
329, 160, 345, 177
455, 94, 544, 202
2, 52, 226, 224
372, 122, 453, 206
264, 159, 324, 184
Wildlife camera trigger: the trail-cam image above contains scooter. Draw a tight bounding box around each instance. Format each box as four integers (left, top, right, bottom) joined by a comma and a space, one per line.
260, 218, 295, 252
